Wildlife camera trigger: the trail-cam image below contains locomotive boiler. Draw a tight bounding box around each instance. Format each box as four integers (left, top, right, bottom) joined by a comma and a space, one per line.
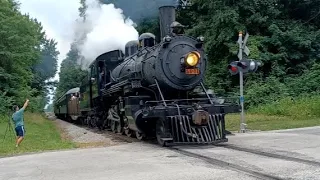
54, 5, 240, 146
110, 34, 206, 92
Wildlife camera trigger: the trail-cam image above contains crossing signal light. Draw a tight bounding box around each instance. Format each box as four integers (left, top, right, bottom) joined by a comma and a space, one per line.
228, 59, 261, 75
237, 61, 248, 72
237, 59, 261, 73
228, 61, 239, 75
248, 60, 261, 72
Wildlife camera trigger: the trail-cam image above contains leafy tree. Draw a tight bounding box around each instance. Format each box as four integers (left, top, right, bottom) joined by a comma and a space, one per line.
55, 44, 87, 99
100, 0, 176, 22
0, 0, 42, 107
79, 0, 88, 20
31, 37, 59, 97
136, 18, 160, 42
0, 0, 60, 113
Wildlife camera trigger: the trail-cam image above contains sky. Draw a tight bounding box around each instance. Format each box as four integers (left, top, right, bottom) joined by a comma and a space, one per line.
19, 0, 81, 81
18, 0, 81, 107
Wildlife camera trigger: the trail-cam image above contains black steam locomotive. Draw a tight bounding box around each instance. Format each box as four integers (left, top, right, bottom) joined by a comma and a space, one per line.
54, 6, 240, 146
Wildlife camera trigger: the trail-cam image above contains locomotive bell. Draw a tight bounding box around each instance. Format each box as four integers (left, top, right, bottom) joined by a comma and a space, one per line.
170, 21, 185, 35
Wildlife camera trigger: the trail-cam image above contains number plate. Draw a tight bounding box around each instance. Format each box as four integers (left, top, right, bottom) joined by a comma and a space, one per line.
185, 68, 200, 75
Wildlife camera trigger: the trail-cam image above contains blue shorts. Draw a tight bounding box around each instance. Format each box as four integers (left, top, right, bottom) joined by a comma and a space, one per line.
15, 126, 25, 137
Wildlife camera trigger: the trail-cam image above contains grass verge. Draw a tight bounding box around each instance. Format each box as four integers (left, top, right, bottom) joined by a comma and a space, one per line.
225, 113, 320, 132
0, 112, 75, 157
226, 95, 320, 132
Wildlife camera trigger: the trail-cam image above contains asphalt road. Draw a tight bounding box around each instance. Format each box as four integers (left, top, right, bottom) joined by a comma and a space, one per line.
1, 126, 320, 180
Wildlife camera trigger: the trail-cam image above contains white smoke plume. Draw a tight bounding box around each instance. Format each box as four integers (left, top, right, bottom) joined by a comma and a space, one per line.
75, 0, 139, 69
18, 0, 139, 105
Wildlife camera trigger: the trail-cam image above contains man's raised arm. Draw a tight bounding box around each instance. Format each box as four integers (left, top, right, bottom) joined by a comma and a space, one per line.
22, 99, 29, 110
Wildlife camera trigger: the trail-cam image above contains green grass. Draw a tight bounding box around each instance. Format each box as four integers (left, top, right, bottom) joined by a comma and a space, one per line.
225, 95, 320, 132
0, 112, 75, 157
225, 113, 320, 132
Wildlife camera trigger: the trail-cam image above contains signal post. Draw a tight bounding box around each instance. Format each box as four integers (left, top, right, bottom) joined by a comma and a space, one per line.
228, 31, 261, 133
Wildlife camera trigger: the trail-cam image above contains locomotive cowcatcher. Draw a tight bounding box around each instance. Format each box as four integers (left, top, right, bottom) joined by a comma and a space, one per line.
54, 6, 240, 146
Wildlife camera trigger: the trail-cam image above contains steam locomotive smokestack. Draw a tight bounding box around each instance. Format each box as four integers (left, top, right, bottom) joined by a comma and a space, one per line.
159, 6, 176, 39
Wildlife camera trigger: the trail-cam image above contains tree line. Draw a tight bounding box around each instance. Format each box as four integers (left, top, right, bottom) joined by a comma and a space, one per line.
0, 0, 59, 114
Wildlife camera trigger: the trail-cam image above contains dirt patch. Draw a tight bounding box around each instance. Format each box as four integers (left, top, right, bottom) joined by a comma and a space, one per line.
53, 118, 126, 148
54, 121, 73, 141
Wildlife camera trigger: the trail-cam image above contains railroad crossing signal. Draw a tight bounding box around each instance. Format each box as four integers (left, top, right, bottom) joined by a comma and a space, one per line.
227, 31, 262, 134
228, 59, 261, 75
179, 0, 191, 6
177, 0, 192, 8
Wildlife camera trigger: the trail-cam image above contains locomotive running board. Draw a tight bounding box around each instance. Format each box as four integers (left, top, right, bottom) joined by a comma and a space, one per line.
164, 113, 228, 146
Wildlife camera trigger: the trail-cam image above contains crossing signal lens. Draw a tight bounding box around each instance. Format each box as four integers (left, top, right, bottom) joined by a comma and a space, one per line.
230, 66, 237, 72
228, 62, 239, 75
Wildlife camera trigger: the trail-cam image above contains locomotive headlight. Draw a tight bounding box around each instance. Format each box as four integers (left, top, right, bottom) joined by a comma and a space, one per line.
185, 51, 200, 66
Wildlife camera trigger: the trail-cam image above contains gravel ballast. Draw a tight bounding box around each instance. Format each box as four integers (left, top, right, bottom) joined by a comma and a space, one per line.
54, 118, 126, 148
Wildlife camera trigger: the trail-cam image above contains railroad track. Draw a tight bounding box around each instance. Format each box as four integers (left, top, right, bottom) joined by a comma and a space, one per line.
55, 116, 320, 179
217, 144, 320, 167
170, 147, 285, 180
169, 144, 320, 180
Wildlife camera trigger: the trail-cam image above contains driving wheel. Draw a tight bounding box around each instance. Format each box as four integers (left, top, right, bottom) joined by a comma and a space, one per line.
111, 120, 117, 133
135, 131, 144, 140
156, 119, 167, 147
124, 128, 133, 137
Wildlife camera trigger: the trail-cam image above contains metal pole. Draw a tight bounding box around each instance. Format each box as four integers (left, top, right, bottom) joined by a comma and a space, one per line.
239, 71, 245, 133
238, 31, 246, 133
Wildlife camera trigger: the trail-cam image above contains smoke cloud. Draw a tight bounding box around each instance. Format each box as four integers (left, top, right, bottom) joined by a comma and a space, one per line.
19, 0, 139, 76
18, 0, 140, 105
75, 0, 139, 69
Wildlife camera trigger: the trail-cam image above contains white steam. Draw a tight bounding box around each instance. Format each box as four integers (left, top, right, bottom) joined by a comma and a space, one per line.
19, 0, 139, 73
75, 0, 139, 69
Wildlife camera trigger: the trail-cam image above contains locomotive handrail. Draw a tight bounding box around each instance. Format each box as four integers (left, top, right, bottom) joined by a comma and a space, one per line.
144, 97, 239, 105
200, 82, 213, 104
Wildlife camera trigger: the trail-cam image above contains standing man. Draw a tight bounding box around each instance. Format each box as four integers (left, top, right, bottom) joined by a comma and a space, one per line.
12, 99, 29, 147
